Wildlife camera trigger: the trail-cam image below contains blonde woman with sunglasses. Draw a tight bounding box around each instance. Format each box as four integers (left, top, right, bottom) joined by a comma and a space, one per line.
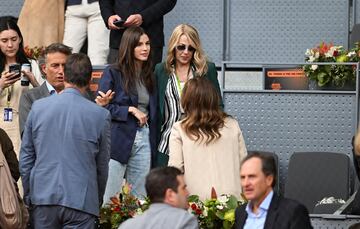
155, 24, 223, 167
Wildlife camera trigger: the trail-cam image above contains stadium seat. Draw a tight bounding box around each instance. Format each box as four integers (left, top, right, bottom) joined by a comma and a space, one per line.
350, 24, 360, 48
284, 152, 351, 214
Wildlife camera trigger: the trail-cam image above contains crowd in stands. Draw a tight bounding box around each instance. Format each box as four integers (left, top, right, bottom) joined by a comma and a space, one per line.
0, 0, 359, 228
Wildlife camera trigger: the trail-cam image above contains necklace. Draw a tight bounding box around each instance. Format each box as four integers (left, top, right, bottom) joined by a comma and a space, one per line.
176, 66, 191, 82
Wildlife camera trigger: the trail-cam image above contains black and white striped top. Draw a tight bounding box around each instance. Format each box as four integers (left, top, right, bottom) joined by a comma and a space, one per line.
157, 68, 194, 155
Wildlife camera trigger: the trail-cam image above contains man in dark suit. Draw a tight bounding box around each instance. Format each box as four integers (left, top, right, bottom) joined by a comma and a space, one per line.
20, 53, 111, 228
235, 152, 312, 229
99, 0, 177, 64
19, 43, 72, 136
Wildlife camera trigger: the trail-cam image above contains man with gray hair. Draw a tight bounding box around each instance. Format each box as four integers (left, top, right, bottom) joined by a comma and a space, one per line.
19, 43, 72, 136
20, 53, 111, 228
234, 152, 312, 229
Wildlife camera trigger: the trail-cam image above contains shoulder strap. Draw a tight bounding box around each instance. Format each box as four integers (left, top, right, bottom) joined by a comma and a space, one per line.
0, 146, 23, 229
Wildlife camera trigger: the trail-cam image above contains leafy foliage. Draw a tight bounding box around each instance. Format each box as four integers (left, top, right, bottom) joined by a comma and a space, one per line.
303, 42, 359, 88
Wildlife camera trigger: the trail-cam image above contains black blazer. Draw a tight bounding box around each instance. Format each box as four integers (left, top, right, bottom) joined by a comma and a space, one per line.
234, 193, 313, 229
99, 0, 177, 49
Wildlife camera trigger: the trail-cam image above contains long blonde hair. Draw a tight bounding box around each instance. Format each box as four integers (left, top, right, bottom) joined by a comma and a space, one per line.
165, 24, 208, 76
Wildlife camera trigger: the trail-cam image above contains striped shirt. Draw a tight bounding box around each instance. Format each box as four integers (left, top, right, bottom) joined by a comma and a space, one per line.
157, 67, 194, 155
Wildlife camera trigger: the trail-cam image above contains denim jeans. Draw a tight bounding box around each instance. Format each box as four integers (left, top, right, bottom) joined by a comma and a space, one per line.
103, 127, 151, 204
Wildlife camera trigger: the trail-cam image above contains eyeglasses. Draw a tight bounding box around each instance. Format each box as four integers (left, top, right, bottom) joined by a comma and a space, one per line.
176, 44, 196, 52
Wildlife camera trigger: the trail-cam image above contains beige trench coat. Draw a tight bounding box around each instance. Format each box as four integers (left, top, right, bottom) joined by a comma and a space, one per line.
18, 0, 65, 48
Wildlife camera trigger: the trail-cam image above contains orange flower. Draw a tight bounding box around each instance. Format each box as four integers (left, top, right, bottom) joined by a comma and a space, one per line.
318, 42, 333, 55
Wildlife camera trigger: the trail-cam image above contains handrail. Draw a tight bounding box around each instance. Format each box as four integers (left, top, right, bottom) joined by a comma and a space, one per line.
220, 61, 360, 134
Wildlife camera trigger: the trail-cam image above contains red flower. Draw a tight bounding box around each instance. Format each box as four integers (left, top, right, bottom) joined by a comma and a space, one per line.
333, 50, 338, 57
195, 209, 202, 215
113, 206, 120, 212
191, 203, 197, 210
318, 42, 333, 55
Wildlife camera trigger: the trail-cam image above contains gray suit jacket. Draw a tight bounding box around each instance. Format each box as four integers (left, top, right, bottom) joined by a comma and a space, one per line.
19, 88, 111, 216
119, 203, 199, 229
19, 82, 94, 136
19, 82, 50, 136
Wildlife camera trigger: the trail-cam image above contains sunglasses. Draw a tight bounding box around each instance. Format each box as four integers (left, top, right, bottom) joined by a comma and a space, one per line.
176, 44, 196, 52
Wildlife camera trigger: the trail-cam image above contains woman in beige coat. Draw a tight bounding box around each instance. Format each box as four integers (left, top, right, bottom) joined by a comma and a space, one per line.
168, 77, 247, 200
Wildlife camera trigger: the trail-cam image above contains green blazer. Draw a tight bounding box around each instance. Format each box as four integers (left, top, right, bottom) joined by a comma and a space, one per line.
154, 61, 223, 166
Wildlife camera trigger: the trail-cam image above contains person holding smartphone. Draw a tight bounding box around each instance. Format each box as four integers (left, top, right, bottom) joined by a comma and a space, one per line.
0, 16, 43, 155
99, 0, 176, 65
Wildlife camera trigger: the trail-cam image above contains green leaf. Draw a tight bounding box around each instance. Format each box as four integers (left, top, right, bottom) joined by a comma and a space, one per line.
223, 220, 233, 229
216, 210, 225, 220
317, 72, 330, 87
188, 195, 200, 203
323, 65, 332, 74
227, 195, 239, 209
223, 209, 235, 222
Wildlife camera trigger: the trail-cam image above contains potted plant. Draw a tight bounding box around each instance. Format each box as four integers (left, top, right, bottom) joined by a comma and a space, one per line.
188, 188, 246, 229
99, 183, 150, 229
303, 42, 358, 90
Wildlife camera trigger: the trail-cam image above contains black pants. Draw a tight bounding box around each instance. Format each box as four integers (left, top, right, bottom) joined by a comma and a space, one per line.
108, 46, 163, 67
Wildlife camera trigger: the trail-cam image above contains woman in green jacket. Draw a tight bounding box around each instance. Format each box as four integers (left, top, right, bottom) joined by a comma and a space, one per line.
155, 24, 223, 166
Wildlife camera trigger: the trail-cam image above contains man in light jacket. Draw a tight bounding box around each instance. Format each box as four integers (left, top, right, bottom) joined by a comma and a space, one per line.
20, 53, 111, 228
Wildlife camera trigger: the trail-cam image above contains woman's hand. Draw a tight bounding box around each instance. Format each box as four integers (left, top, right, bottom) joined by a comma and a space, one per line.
0, 71, 20, 90
22, 70, 39, 87
129, 106, 148, 127
95, 90, 115, 107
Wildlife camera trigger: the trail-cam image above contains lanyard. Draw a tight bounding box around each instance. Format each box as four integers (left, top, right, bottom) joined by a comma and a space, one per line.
175, 73, 183, 96
174, 67, 192, 96
6, 87, 12, 107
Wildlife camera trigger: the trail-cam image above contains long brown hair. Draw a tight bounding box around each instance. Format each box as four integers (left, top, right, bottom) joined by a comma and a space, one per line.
181, 77, 228, 144
0, 16, 29, 73
117, 27, 154, 94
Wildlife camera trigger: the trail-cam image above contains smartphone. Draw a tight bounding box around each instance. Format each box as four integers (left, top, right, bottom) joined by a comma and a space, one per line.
8, 63, 21, 79
113, 19, 125, 27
